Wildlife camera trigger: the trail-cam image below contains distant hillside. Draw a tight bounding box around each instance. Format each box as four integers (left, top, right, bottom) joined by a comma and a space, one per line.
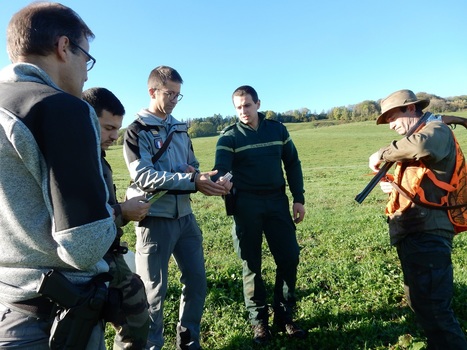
115, 93, 467, 143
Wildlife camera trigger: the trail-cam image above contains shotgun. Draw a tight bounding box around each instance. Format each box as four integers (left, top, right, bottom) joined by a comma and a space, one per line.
354, 112, 431, 204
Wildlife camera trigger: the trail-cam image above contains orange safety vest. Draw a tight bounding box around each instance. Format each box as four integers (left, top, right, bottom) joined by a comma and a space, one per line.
386, 130, 467, 234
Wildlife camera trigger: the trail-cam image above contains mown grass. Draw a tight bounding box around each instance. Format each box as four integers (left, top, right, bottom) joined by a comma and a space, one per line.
105, 116, 467, 349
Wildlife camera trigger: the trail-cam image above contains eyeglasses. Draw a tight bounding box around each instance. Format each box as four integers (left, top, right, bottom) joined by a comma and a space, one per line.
69, 40, 96, 71
155, 89, 183, 102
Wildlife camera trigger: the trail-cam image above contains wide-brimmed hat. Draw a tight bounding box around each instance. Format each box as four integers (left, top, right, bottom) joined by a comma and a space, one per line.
376, 89, 430, 125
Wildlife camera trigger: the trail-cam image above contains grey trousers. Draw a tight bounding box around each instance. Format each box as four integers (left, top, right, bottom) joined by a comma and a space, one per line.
0, 302, 105, 349
135, 214, 207, 350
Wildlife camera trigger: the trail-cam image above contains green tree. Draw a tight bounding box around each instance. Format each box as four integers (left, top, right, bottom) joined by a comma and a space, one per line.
116, 128, 126, 145
265, 110, 277, 120
352, 100, 379, 121
188, 121, 217, 138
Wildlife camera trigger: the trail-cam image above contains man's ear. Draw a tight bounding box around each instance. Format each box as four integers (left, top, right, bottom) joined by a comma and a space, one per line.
257, 99, 261, 109
56, 36, 71, 62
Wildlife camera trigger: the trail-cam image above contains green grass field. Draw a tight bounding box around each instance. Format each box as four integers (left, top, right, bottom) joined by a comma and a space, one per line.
105, 117, 467, 349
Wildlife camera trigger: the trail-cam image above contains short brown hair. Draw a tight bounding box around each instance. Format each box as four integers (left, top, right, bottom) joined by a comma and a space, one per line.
147, 65, 183, 89
7, 2, 94, 62
82, 87, 125, 118
232, 85, 259, 103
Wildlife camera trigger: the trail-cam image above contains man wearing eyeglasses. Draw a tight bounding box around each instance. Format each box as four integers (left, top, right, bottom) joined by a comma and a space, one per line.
0, 3, 115, 349
123, 65, 228, 350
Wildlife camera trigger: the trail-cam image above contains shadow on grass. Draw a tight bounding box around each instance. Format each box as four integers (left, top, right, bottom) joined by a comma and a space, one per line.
216, 304, 421, 350
203, 275, 426, 350
214, 282, 467, 350
162, 266, 467, 349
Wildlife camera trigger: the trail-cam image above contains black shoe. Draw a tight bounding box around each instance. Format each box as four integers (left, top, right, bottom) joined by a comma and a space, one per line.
252, 323, 272, 345
273, 319, 307, 339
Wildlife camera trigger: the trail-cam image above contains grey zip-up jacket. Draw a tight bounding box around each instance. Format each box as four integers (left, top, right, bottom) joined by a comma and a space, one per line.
0, 63, 116, 303
123, 110, 198, 219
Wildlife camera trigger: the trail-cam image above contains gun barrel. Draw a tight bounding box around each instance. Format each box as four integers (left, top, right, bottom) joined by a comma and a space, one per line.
355, 112, 431, 204
354, 162, 393, 203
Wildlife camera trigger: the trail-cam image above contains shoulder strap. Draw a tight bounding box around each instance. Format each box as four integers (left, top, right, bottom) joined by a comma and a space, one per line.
151, 131, 175, 164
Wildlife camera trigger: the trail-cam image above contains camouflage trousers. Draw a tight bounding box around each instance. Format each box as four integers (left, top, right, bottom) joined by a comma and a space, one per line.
105, 252, 150, 350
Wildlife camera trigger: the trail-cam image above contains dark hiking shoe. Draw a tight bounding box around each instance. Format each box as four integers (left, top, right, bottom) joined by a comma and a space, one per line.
273, 319, 307, 339
252, 323, 272, 345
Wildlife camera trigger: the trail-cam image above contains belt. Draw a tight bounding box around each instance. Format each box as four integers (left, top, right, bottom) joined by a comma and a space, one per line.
237, 185, 285, 196
11, 296, 54, 316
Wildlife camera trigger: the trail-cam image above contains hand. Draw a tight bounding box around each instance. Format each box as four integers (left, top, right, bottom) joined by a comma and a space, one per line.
185, 165, 196, 173
292, 202, 305, 224
369, 151, 382, 173
216, 174, 233, 192
176, 163, 196, 173
195, 170, 230, 196
379, 180, 394, 194
120, 196, 151, 221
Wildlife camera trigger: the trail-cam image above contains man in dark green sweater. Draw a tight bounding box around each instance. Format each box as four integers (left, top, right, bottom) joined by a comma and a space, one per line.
213, 85, 306, 345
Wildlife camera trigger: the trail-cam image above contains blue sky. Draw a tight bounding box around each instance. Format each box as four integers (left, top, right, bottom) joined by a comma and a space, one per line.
1, 0, 466, 127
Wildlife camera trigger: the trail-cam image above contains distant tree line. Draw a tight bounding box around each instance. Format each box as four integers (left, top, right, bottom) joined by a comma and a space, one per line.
185, 114, 236, 138
326, 93, 467, 122
115, 92, 467, 143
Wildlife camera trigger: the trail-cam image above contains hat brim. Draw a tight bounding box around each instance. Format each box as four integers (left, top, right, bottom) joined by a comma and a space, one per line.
376, 99, 430, 125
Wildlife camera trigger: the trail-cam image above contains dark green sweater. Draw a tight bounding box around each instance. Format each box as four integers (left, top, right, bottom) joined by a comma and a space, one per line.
213, 113, 305, 204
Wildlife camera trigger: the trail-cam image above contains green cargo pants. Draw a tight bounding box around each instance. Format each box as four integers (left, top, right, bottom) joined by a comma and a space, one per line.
106, 252, 150, 349
232, 190, 300, 325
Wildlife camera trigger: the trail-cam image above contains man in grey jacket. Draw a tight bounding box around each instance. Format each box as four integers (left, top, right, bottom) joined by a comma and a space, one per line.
123, 65, 227, 350
0, 3, 115, 349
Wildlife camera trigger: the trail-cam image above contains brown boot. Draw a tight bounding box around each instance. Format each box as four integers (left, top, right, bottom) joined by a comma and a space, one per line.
252, 322, 272, 345
273, 317, 307, 339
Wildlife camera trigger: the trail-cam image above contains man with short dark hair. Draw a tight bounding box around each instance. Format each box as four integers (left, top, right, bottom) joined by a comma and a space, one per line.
123, 65, 227, 350
0, 3, 115, 349
370, 89, 467, 349
83, 87, 150, 350
212, 85, 306, 345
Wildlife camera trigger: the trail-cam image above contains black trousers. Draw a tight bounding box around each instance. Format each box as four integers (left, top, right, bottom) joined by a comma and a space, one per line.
397, 233, 467, 350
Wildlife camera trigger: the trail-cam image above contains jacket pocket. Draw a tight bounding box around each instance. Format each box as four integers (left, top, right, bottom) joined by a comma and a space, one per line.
389, 206, 429, 234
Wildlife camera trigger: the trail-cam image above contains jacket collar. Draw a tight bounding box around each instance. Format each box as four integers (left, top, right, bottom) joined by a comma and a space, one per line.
237, 112, 265, 131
